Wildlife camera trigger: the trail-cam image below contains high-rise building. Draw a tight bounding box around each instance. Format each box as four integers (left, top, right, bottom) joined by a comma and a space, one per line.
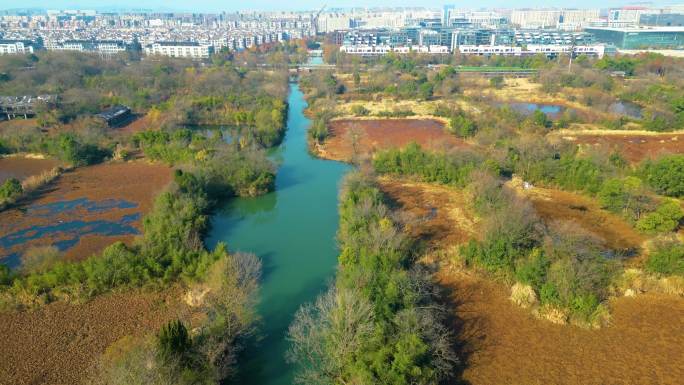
608, 7, 652, 27
511, 9, 600, 29
442, 5, 455, 26
511, 9, 562, 28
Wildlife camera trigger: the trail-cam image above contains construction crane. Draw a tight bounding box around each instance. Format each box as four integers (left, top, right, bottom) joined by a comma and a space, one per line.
311, 4, 326, 36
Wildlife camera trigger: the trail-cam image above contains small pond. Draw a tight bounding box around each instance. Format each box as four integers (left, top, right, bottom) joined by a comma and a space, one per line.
502, 102, 565, 118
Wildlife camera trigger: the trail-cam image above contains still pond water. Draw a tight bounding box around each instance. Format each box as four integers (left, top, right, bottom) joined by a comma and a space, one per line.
505, 102, 564, 117
206, 83, 350, 385
501, 101, 643, 119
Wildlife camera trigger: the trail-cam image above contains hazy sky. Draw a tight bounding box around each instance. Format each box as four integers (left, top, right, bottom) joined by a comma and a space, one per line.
6, 1, 684, 12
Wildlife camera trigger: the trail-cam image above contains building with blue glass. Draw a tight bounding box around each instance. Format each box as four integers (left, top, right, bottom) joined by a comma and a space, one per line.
585, 27, 684, 49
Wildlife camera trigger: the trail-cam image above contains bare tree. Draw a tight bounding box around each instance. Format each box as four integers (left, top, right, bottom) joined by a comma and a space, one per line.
287, 286, 375, 385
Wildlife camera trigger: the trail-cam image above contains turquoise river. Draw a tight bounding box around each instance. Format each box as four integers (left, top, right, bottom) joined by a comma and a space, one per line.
206, 82, 350, 385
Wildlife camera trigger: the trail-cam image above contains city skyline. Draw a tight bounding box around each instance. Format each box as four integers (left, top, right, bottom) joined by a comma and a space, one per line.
4, 1, 684, 12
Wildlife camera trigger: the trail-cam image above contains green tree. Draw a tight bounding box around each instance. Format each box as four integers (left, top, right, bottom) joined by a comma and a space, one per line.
641, 155, 684, 197
530, 110, 552, 128
598, 177, 651, 221
489, 76, 504, 89
157, 320, 192, 364
636, 200, 683, 233
418, 82, 434, 100
645, 239, 684, 276
449, 114, 477, 138
0, 178, 22, 200
351, 105, 370, 116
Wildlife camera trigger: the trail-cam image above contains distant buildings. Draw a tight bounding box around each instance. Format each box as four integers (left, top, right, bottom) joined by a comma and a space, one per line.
339, 27, 604, 57
143, 41, 213, 58
340, 44, 449, 55
1, 6, 684, 59
510, 9, 600, 29
640, 13, 684, 27
45, 40, 129, 55
585, 26, 684, 49
0, 40, 36, 55
0, 10, 301, 58
608, 7, 651, 28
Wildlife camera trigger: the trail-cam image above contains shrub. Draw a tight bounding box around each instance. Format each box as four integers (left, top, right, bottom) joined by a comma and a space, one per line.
544, 255, 614, 322
132, 129, 196, 164
309, 109, 334, 143
448, 114, 477, 138
636, 200, 683, 233
47, 133, 109, 166
157, 320, 192, 364
598, 178, 628, 213
350, 104, 370, 116
21, 167, 61, 194
462, 175, 542, 276
529, 110, 552, 129
640, 155, 684, 197
554, 156, 604, 193
515, 248, 550, 289
595, 56, 637, 76
0, 265, 12, 286
373, 143, 476, 186
0, 178, 22, 200
288, 173, 457, 385
376, 109, 415, 118
0, 139, 9, 154
645, 239, 684, 276
490, 76, 504, 89
597, 176, 652, 222
21, 246, 60, 274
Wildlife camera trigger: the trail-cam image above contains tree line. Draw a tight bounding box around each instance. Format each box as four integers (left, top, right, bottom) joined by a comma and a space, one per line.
287, 171, 457, 385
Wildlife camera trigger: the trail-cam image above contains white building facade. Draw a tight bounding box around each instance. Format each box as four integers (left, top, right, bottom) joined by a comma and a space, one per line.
0, 40, 34, 55
144, 42, 214, 58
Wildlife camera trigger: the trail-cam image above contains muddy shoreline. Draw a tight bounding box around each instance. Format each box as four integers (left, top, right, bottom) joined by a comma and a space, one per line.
0, 161, 172, 265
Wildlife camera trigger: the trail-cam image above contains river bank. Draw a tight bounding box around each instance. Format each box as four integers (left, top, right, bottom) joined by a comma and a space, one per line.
206, 82, 350, 385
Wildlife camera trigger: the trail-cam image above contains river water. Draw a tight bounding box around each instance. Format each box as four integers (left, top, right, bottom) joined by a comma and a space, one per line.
206, 83, 350, 385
